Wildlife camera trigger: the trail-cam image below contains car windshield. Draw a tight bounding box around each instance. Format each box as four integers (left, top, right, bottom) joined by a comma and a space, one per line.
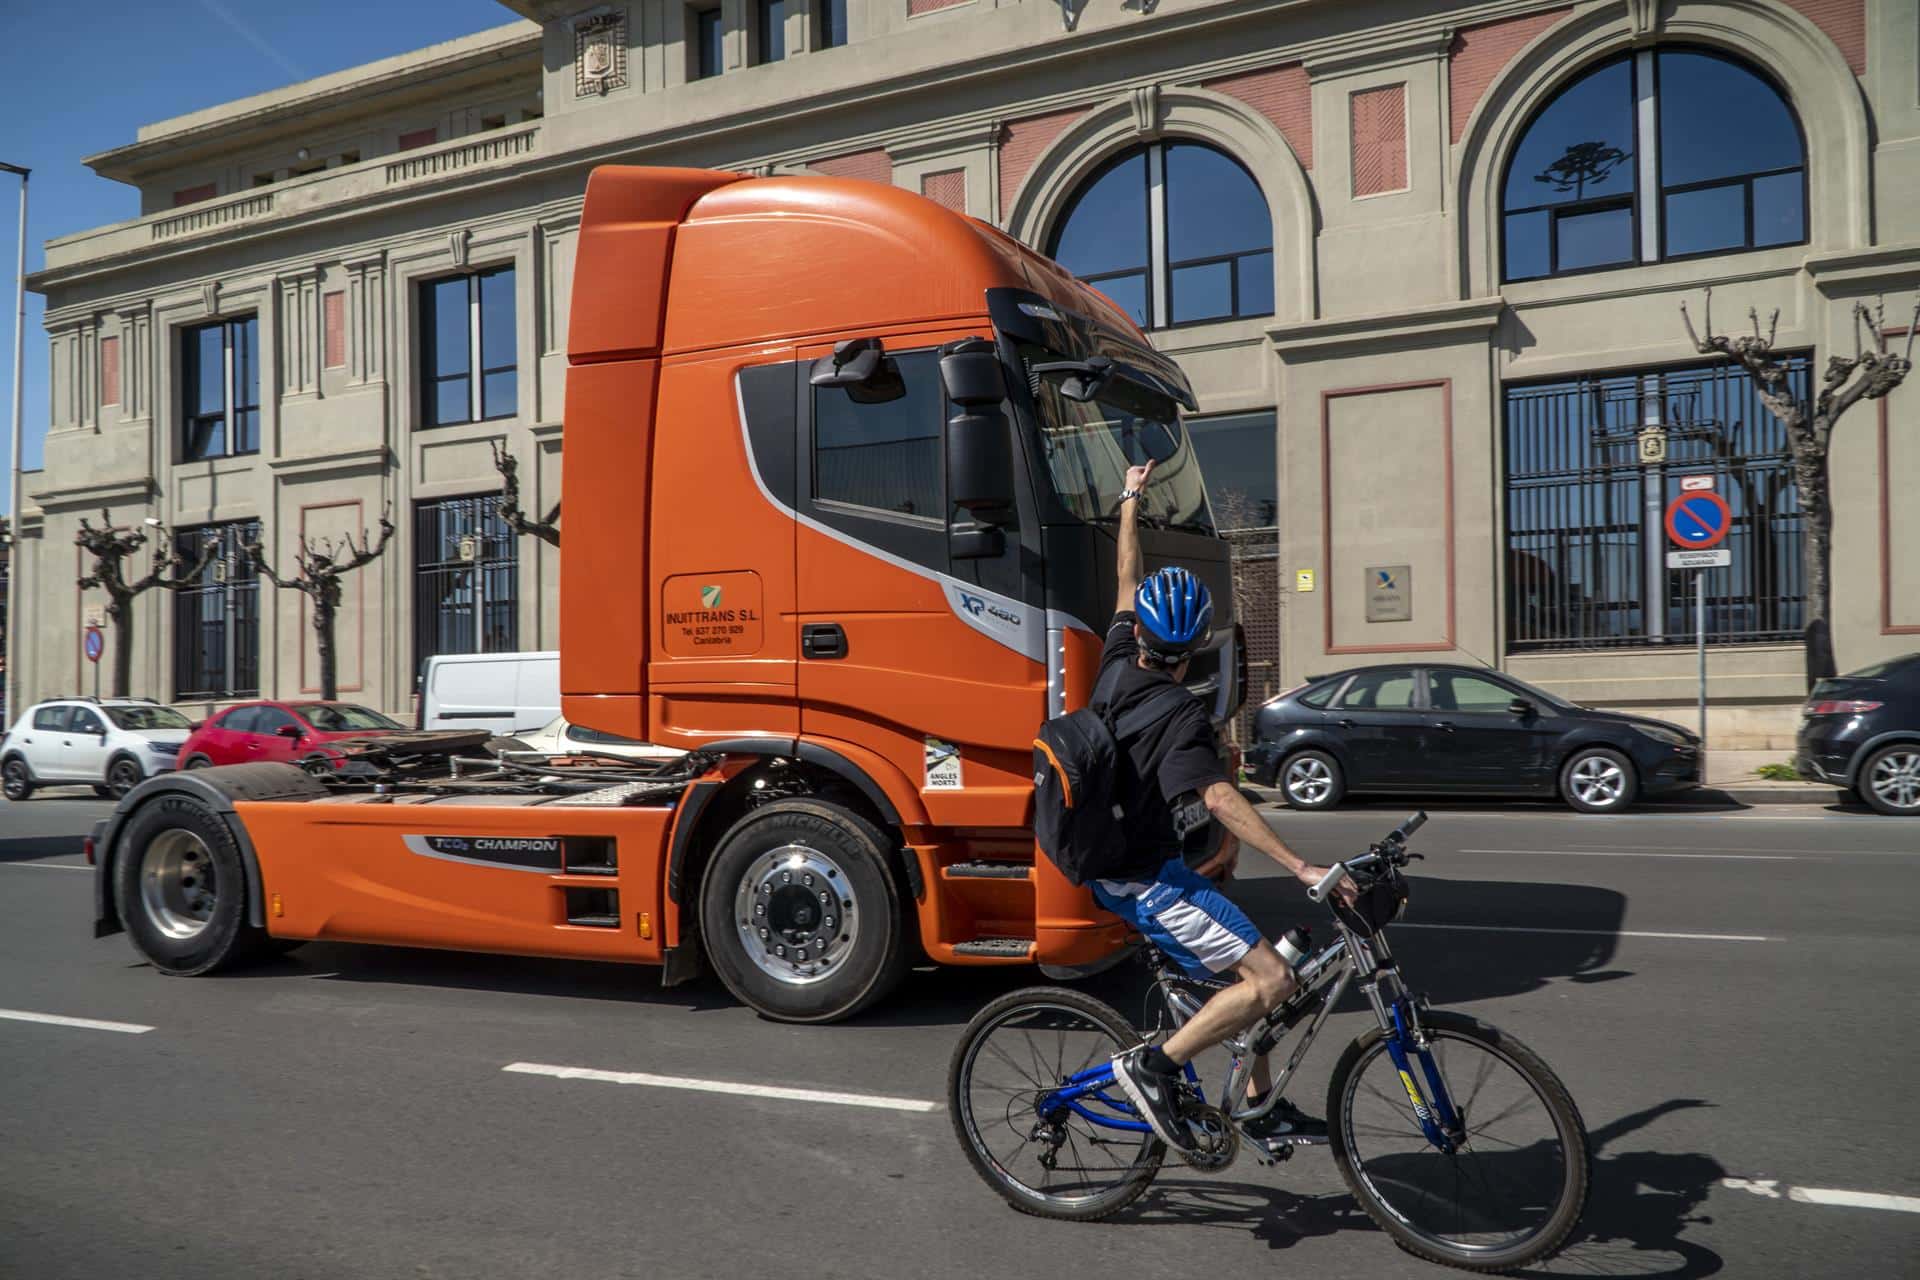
296, 704, 403, 732
105, 705, 194, 730
1021, 345, 1212, 533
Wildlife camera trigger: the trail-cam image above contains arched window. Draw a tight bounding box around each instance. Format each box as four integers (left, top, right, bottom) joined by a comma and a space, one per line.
1502, 48, 1805, 282
1048, 142, 1273, 329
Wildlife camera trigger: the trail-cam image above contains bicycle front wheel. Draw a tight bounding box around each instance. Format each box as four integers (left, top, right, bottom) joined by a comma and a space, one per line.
1328, 1010, 1590, 1272
948, 987, 1162, 1221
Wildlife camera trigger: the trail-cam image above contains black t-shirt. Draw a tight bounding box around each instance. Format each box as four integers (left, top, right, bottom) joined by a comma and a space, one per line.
1095, 611, 1229, 877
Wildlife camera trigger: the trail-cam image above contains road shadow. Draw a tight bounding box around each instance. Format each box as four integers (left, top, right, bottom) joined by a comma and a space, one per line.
1112, 1098, 1727, 1278
0, 833, 88, 863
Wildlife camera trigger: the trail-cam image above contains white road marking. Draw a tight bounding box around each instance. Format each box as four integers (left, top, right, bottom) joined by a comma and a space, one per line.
503, 1062, 939, 1113
1396, 923, 1770, 942
0, 862, 91, 872
1457, 848, 1808, 861
0, 1008, 154, 1035
1722, 1178, 1920, 1214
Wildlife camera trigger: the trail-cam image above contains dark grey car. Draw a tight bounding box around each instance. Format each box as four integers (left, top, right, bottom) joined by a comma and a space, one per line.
1245, 663, 1702, 814
1794, 653, 1920, 815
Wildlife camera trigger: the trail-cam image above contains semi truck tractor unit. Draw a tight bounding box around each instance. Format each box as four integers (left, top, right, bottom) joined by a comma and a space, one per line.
91, 167, 1242, 1022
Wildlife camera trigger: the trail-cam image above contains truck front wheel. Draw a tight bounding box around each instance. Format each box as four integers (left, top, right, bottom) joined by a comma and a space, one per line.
114, 795, 271, 976
699, 798, 908, 1023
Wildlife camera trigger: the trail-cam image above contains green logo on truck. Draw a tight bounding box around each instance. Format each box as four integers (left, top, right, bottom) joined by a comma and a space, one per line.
701, 585, 723, 608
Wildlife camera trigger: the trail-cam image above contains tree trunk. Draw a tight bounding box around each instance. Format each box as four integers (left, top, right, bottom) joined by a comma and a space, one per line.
107, 594, 133, 698
313, 600, 338, 702
1795, 450, 1837, 689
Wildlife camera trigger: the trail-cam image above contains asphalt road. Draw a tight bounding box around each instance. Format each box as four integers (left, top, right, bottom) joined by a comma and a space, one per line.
2, 791, 1916, 1279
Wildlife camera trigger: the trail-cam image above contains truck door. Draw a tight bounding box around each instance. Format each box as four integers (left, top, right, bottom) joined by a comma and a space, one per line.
795, 334, 1043, 826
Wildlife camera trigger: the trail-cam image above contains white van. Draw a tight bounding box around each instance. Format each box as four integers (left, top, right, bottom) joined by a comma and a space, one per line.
417, 651, 560, 736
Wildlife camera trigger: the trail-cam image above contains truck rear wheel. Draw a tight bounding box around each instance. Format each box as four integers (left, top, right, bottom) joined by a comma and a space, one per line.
114, 794, 271, 976
699, 798, 908, 1023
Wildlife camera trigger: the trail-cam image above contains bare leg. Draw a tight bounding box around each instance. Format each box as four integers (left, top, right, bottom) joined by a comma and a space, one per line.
1161, 941, 1295, 1066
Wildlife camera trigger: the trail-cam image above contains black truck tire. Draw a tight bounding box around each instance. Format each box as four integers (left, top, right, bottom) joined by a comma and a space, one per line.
114, 793, 273, 976
699, 798, 908, 1023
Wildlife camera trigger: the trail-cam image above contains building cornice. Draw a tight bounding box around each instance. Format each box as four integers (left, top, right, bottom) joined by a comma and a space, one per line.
28, 476, 159, 511
1804, 242, 1920, 294
267, 446, 394, 478
1266, 296, 1505, 360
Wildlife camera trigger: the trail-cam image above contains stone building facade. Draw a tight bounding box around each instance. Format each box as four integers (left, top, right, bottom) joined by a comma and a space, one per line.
14, 0, 1920, 748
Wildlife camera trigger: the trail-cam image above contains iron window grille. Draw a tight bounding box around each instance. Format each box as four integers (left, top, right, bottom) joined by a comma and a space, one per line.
413, 495, 519, 677
1504, 354, 1808, 651
172, 519, 261, 700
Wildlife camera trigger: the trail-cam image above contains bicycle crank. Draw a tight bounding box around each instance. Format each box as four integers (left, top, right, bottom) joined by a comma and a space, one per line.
1176, 1104, 1239, 1173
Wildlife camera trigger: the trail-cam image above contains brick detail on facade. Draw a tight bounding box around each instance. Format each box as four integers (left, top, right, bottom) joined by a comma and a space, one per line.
919, 168, 966, 214
1350, 83, 1407, 197
172, 183, 216, 207
997, 106, 1085, 217
324, 290, 346, 369
907, 0, 969, 14
1202, 62, 1312, 170
810, 147, 893, 184
1447, 7, 1573, 143
1782, 0, 1865, 75
100, 335, 120, 407
397, 127, 438, 151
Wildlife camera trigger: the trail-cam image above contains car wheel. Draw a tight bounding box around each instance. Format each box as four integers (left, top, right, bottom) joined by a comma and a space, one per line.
2, 757, 35, 802
699, 798, 908, 1023
1280, 750, 1345, 810
1859, 744, 1920, 816
106, 755, 146, 800
183, 755, 214, 770
1560, 747, 1638, 813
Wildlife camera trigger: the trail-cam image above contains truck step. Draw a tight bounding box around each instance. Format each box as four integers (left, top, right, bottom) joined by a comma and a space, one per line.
952, 937, 1034, 958
564, 886, 619, 928
942, 862, 1032, 880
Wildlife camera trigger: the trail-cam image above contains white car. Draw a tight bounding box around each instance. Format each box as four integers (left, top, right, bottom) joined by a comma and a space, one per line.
504, 715, 684, 764
1, 698, 196, 801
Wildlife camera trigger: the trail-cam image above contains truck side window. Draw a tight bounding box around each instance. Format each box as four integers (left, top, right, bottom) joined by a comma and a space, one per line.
812, 350, 943, 521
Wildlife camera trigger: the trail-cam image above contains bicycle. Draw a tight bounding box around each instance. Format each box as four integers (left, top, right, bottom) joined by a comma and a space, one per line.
948, 812, 1591, 1273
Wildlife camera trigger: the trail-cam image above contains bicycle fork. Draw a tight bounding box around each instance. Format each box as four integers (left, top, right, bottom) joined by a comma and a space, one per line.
1362, 968, 1466, 1154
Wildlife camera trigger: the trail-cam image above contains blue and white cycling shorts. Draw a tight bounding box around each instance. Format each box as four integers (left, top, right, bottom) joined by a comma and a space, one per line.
1091, 856, 1264, 981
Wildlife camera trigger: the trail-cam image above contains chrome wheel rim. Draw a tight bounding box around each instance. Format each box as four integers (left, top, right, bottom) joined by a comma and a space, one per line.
733, 842, 859, 986
1869, 750, 1920, 811
1286, 756, 1333, 805
139, 830, 218, 940
1569, 756, 1625, 807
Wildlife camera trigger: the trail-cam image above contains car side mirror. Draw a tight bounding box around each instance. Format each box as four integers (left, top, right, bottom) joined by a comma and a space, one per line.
1509, 697, 1535, 717
276, 724, 303, 739
809, 337, 905, 404
941, 338, 1015, 530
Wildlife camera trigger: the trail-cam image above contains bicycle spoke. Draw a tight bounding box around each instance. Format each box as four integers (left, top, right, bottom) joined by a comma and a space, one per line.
980, 1038, 1046, 1090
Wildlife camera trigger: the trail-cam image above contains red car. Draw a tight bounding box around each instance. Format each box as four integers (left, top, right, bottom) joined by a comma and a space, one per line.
179, 701, 406, 770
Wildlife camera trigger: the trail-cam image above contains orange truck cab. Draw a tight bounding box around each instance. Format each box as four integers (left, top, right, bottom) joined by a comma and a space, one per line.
91, 167, 1243, 1023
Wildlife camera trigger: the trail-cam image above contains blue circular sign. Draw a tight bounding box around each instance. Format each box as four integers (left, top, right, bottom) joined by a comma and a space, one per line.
83, 626, 104, 663
1664, 491, 1731, 550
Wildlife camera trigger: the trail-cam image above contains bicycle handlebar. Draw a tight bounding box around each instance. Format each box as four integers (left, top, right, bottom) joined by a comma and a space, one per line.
1307, 812, 1429, 904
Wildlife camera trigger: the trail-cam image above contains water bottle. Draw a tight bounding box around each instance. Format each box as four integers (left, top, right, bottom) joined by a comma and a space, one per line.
1276, 926, 1312, 968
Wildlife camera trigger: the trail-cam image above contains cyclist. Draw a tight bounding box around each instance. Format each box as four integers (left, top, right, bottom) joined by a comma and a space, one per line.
1099, 458, 1358, 1154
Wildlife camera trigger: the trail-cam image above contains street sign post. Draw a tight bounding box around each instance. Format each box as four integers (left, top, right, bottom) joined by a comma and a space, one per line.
83, 624, 104, 699
1665, 492, 1732, 743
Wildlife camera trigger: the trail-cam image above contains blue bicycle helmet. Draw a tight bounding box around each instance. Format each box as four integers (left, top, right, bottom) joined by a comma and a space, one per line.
1134, 566, 1214, 661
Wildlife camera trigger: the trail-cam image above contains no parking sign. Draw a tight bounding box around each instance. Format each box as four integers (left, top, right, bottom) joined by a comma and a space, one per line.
1664, 490, 1731, 550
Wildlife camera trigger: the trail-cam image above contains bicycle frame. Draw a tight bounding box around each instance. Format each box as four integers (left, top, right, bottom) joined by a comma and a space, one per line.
1035, 915, 1467, 1154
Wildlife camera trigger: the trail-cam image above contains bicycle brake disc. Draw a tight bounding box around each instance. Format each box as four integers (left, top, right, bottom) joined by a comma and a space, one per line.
1176, 1104, 1238, 1173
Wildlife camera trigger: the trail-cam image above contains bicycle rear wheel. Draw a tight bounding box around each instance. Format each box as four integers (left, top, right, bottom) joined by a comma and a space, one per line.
948, 987, 1163, 1221
1327, 1010, 1590, 1272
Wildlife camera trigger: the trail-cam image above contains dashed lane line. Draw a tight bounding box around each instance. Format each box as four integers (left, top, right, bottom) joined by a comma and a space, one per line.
1722, 1178, 1920, 1214
0, 862, 91, 872
1395, 923, 1770, 942
1456, 848, 1811, 861
0, 1008, 153, 1034
503, 1062, 939, 1113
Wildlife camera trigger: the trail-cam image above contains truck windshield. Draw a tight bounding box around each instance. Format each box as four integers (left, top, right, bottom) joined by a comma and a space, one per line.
1020, 345, 1213, 533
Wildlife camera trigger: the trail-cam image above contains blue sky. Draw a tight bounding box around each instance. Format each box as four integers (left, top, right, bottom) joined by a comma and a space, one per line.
0, 0, 519, 514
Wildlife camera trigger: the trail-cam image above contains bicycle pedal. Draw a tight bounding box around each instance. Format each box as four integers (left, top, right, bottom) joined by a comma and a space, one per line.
1257, 1133, 1329, 1149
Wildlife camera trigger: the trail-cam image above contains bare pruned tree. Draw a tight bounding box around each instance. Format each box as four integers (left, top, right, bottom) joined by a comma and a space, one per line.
1681, 288, 1920, 686
490, 441, 559, 547
247, 509, 396, 701
75, 511, 215, 698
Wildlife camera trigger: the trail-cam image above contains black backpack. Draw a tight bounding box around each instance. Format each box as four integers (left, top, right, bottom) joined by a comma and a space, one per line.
1032, 682, 1190, 885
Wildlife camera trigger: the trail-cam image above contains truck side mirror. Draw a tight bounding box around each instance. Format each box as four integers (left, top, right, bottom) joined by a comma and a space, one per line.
941, 339, 1014, 530
809, 337, 904, 404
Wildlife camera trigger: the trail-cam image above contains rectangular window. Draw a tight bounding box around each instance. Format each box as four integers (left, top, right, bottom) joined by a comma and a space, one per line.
398, 127, 438, 150
323, 291, 346, 369
812, 349, 943, 519
757, 0, 786, 62
100, 336, 121, 407
172, 183, 216, 207
1504, 355, 1808, 651
1187, 411, 1277, 530
413, 495, 519, 674
419, 266, 516, 428
692, 7, 724, 78
815, 0, 848, 47
180, 316, 260, 461
172, 519, 262, 700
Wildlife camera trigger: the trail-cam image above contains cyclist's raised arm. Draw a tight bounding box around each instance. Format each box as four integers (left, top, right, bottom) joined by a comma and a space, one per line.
1114, 459, 1154, 615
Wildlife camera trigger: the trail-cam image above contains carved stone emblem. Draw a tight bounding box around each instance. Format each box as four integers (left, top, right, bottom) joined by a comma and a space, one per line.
574, 11, 629, 96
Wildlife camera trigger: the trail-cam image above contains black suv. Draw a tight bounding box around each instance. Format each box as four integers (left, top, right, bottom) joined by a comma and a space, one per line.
1246, 663, 1702, 814
1795, 653, 1920, 815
